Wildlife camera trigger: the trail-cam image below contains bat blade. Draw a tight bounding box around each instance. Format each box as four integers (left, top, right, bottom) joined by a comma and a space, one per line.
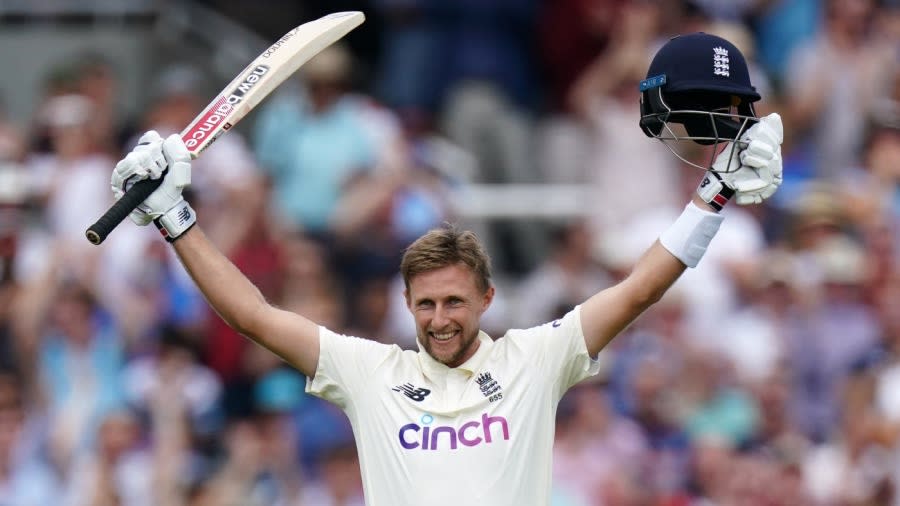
85, 11, 365, 245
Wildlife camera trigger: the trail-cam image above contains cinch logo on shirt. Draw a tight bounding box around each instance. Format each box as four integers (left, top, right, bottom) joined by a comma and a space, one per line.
398, 413, 510, 451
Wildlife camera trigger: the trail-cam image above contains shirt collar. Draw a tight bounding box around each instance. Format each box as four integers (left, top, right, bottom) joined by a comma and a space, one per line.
417, 331, 494, 379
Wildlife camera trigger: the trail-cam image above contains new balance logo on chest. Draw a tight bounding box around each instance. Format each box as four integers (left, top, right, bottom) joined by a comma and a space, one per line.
392, 383, 431, 402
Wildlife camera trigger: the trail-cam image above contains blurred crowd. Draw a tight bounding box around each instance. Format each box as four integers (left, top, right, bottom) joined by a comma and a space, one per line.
0, 0, 899, 504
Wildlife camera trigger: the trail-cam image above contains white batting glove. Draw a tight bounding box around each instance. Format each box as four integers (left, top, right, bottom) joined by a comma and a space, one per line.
697, 113, 784, 209
111, 131, 196, 241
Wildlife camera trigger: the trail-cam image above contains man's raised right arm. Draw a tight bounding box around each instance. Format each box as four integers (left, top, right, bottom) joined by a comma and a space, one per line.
108, 131, 320, 377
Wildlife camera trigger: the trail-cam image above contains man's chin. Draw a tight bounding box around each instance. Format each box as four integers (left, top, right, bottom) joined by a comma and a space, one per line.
425, 345, 457, 366
420, 332, 477, 367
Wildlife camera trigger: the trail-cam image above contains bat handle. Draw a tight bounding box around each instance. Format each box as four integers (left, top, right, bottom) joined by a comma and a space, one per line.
85, 177, 163, 245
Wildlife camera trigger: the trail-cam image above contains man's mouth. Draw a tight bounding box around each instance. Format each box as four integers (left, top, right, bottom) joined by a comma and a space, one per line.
430, 330, 458, 342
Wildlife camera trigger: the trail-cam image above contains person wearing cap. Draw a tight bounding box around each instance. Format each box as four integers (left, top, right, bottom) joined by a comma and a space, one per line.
106, 32, 783, 505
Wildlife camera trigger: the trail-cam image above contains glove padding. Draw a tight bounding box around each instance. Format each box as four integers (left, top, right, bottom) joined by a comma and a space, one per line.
111, 131, 195, 241
111, 131, 192, 225
708, 113, 784, 206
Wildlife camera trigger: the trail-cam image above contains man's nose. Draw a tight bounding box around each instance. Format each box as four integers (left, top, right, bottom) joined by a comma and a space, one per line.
432, 304, 451, 327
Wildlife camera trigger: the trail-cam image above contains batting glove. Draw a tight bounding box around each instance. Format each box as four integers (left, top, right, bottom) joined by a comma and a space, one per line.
697, 113, 784, 209
110, 131, 196, 241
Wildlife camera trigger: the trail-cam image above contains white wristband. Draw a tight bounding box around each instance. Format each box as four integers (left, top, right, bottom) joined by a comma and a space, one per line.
659, 202, 724, 268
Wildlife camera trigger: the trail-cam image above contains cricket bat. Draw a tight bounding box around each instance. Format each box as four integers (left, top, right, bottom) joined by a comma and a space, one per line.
85, 11, 366, 245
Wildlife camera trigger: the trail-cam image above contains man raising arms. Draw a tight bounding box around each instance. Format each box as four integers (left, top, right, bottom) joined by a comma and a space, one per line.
109, 32, 782, 505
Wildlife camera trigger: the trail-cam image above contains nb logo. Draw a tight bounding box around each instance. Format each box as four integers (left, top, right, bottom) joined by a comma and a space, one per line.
177, 206, 192, 225
393, 383, 431, 402
700, 176, 711, 188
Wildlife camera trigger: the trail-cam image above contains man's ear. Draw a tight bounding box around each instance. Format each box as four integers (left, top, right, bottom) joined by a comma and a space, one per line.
404, 289, 411, 309
482, 286, 495, 312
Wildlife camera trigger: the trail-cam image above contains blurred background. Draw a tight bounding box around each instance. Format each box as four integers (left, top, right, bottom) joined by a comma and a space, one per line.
0, 0, 898, 504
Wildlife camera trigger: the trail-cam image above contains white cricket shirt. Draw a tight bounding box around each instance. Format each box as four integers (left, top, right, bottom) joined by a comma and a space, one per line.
306, 305, 600, 506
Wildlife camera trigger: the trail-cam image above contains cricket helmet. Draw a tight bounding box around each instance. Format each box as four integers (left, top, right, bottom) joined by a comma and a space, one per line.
639, 33, 761, 171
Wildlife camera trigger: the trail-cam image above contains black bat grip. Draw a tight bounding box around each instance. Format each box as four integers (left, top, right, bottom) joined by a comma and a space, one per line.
85, 177, 163, 245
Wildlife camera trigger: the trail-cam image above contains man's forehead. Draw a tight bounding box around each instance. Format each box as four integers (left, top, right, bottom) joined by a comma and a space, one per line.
408, 264, 479, 295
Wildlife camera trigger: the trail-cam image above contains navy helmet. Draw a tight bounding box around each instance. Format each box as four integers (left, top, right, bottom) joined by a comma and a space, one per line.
639, 32, 761, 168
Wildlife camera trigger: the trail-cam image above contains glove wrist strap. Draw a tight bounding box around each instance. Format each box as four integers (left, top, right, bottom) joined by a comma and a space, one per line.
696, 172, 735, 212
154, 200, 196, 243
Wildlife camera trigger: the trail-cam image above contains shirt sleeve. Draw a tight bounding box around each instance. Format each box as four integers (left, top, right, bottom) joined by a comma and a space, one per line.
505, 305, 601, 399
305, 326, 395, 409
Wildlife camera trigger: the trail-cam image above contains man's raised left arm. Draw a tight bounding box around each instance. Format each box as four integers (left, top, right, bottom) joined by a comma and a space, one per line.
580, 113, 784, 356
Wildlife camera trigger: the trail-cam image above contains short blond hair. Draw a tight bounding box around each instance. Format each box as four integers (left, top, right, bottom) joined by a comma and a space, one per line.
400, 224, 492, 294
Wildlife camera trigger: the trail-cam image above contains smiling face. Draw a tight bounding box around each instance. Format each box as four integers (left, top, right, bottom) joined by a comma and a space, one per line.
405, 263, 494, 368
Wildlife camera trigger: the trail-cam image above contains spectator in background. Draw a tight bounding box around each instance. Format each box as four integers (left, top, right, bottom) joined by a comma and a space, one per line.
840, 117, 900, 232
620, 351, 692, 498
837, 113, 900, 307
744, 364, 812, 473
723, 250, 795, 384
434, 0, 541, 112
784, 235, 882, 441
28, 64, 82, 155
15, 271, 125, 471
683, 436, 738, 503
122, 326, 223, 439
782, 183, 849, 262
253, 44, 377, 238
537, 0, 619, 115
62, 409, 153, 506
511, 219, 612, 328
41, 290, 123, 464
0, 368, 60, 506
566, 0, 682, 252
373, 0, 445, 113
802, 367, 897, 504
252, 367, 305, 503
553, 381, 648, 505
533, 0, 623, 194
189, 419, 272, 506
24, 94, 114, 274
750, 0, 821, 88
70, 52, 135, 155
783, 0, 897, 179
294, 441, 365, 506
673, 348, 760, 448
275, 233, 344, 333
